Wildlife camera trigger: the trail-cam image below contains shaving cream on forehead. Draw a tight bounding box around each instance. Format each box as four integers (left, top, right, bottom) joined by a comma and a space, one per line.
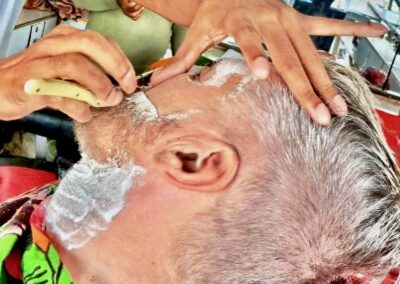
45, 155, 145, 250
126, 91, 159, 122
202, 59, 254, 88
127, 90, 200, 122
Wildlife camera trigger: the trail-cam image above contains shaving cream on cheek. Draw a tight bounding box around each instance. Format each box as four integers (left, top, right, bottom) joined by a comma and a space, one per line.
44, 155, 145, 250
126, 91, 159, 122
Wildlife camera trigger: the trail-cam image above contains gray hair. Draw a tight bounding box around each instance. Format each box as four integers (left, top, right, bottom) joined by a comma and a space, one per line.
173, 59, 400, 283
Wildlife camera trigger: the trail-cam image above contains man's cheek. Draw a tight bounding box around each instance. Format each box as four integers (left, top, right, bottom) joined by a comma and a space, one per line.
74, 105, 134, 163
44, 154, 145, 250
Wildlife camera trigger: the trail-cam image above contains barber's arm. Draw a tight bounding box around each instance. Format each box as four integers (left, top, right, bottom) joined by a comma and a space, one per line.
118, 0, 386, 126
0, 25, 136, 122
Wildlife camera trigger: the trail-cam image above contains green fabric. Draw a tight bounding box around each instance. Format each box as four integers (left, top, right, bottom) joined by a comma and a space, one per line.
22, 244, 71, 284
171, 25, 187, 55
72, 0, 119, 11
87, 9, 172, 74
73, 0, 188, 74
0, 182, 72, 284
0, 234, 18, 283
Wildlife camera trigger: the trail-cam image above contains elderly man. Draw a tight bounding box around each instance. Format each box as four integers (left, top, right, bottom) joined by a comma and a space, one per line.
1, 58, 399, 283
40, 58, 400, 283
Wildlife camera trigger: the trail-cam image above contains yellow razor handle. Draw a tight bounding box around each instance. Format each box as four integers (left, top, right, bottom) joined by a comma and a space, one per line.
24, 78, 108, 108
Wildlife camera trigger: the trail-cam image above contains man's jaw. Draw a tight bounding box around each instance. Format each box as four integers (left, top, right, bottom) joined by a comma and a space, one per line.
44, 154, 145, 250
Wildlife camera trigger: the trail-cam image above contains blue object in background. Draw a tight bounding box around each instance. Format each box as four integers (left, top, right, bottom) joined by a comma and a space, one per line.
0, 0, 25, 58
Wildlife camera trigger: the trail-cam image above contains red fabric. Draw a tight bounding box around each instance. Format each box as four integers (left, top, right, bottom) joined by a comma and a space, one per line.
377, 110, 400, 165
348, 269, 399, 283
382, 269, 399, 284
4, 249, 23, 280
0, 166, 56, 203
30, 200, 47, 232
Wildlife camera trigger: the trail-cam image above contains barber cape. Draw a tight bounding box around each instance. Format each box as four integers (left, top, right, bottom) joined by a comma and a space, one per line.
0, 182, 72, 283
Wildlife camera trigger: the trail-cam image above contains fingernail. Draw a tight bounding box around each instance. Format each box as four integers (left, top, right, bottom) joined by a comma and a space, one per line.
133, 4, 142, 11
330, 95, 348, 117
106, 87, 124, 106
253, 57, 269, 79
122, 68, 137, 93
315, 103, 331, 126
150, 68, 165, 85
369, 22, 388, 34
127, 0, 136, 7
375, 23, 388, 32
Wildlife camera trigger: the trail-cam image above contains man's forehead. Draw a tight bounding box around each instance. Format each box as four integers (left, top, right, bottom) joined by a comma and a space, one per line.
186, 58, 281, 90
143, 59, 259, 118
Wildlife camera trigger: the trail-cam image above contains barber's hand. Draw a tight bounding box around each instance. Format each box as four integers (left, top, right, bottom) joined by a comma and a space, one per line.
117, 0, 145, 21
151, 0, 387, 125
0, 25, 136, 122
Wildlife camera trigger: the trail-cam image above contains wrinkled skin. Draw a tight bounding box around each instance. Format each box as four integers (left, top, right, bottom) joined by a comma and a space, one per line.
0, 25, 136, 122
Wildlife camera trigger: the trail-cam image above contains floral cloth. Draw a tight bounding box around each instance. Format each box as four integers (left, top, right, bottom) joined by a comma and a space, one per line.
24, 0, 89, 20
0, 182, 72, 283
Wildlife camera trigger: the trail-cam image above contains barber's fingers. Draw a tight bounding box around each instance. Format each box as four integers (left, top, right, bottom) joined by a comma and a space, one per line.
258, 21, 331, 125
18, 90, 92, 123
106, 36, 128, 62
28, 29, 137, 95
23, 54, 112, 122
0, 52, 25, 70
45, 28, 130, 97
285, 16, 348, 117
43, 24, 78, 38
151, 20, 226, 85
32, 54, 123, 106
43, 96, 92, 123
302, 15, 388, 37
0, 25, 80, 70
225, 14, 270, 80
6, 54, 122, 121
122, 6, 145, 20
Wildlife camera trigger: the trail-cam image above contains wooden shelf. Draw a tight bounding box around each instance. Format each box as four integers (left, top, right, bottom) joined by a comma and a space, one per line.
16, 9, 56, 28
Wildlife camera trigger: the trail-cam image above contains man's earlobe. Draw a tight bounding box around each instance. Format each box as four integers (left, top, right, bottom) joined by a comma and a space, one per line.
154, 135, 239, 192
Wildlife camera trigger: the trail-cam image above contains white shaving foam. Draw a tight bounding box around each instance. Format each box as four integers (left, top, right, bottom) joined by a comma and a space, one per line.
164, 109, 201, 121
45, 154, 145, 250
126, 91, 159, 122
202, 58, 254, 89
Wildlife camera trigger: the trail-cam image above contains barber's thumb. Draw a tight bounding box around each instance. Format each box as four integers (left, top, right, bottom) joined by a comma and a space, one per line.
150, 62, 184, 85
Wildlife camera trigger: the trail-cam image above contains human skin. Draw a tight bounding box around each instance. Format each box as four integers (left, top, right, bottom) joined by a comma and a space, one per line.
0, 25, 136, 122
129, 0, 388, 125
46, 59, 400, 283
0, 0, 387, 125
116, 0, 144, 20
50, 64, 256, 283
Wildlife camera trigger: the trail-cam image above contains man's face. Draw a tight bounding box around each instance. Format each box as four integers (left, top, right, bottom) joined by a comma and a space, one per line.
47, 59, 259, 283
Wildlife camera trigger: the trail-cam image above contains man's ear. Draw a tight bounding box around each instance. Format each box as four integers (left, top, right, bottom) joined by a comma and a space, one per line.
153, 135, 239, 192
